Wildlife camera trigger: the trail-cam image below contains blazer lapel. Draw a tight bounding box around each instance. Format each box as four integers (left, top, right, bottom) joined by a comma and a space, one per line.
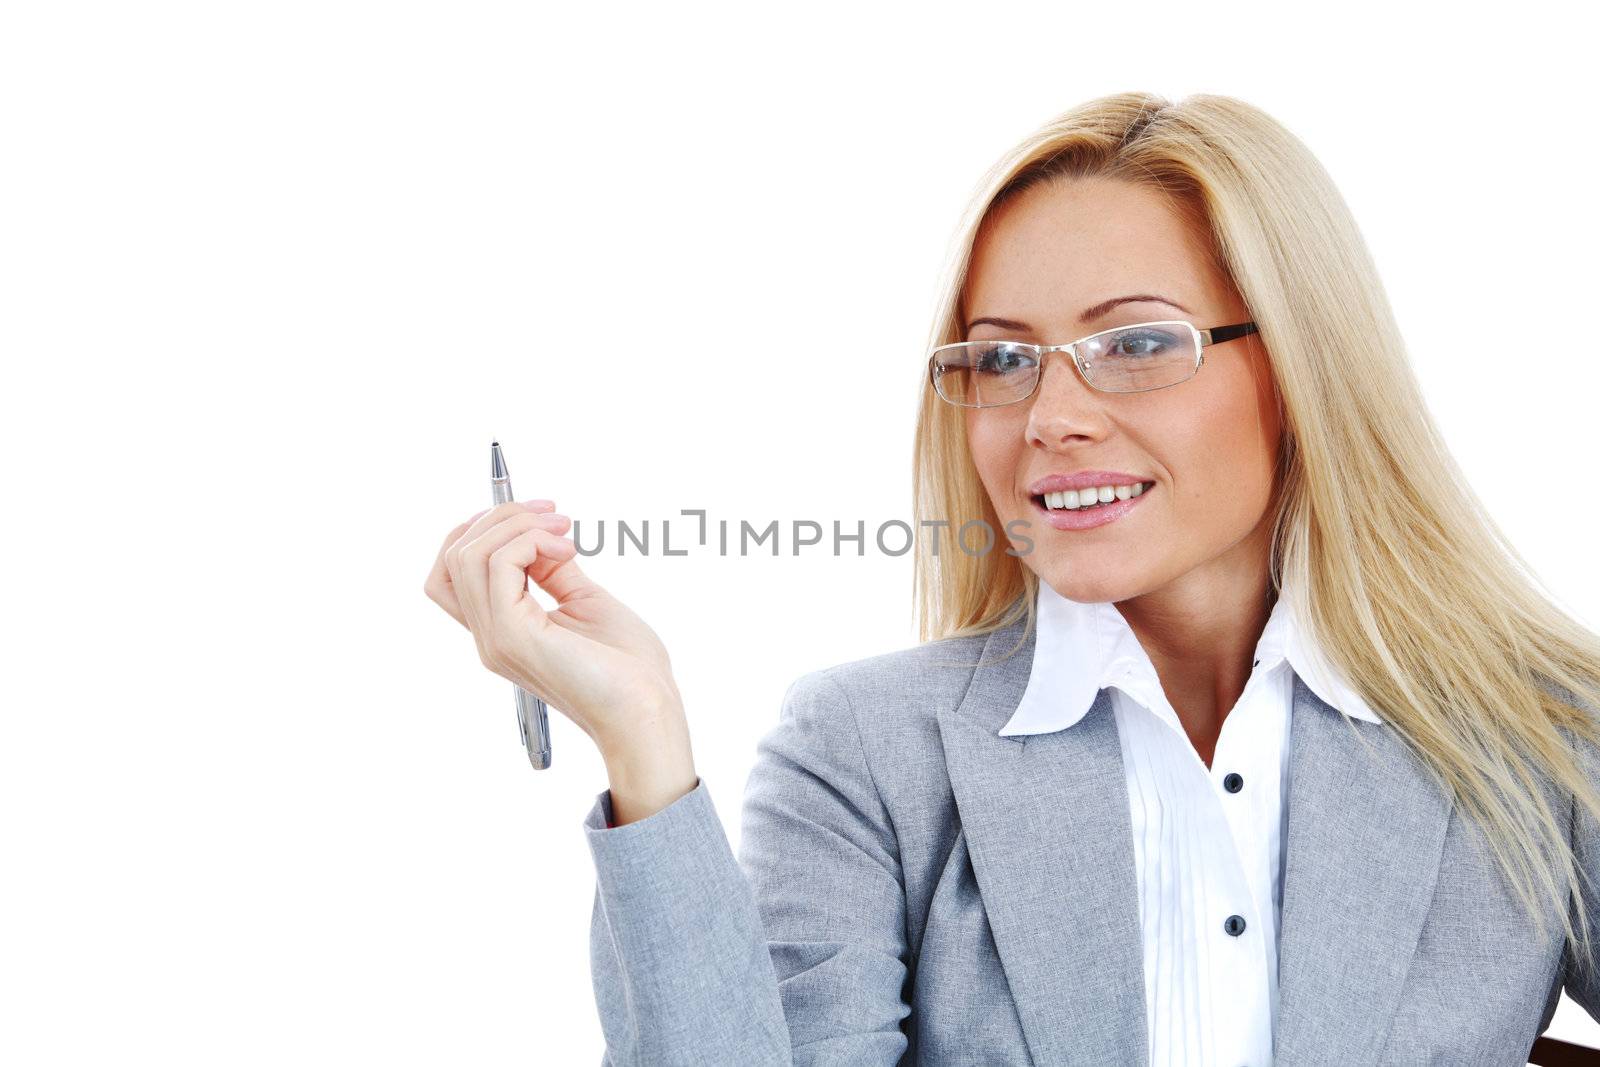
936, 618, 1149, 1066
1273, 671, 1454, 1064
934, 614, 1457, 1065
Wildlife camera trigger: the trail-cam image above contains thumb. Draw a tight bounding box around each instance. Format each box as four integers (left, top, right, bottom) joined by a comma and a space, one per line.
525, 528, 606, 604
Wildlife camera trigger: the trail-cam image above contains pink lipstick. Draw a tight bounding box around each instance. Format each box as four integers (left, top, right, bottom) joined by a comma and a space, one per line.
1027, 475, 1156, 531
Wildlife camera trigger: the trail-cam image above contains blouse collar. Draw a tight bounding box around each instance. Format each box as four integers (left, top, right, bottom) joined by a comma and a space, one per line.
998, 574, 1385, 737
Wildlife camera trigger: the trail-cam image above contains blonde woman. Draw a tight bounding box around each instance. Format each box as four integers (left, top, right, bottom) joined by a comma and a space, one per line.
423, 93, 1600, 1065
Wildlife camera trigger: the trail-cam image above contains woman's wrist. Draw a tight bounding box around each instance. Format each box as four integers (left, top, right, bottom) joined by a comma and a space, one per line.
599, 702, 698, 827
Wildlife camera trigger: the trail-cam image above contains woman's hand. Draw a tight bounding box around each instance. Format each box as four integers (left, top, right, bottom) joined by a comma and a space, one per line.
422, 500, 688, 761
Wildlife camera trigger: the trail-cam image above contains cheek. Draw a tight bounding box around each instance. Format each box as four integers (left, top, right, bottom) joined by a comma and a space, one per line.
965, 411, 1024, 498
1164, 380, 1279, 508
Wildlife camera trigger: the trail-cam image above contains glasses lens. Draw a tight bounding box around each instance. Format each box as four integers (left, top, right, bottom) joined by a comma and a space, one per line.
931, 342, 1039, 407
1077, 322, 1198, 393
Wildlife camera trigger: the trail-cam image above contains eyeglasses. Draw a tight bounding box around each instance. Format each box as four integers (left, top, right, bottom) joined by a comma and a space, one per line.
928, 319, 1259, 407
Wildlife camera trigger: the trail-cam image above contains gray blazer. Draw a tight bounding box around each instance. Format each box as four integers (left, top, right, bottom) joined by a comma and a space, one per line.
582, 611, 1600, 1065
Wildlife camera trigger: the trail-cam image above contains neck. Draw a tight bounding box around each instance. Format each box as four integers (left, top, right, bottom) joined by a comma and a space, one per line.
1111, 522, 1276, 766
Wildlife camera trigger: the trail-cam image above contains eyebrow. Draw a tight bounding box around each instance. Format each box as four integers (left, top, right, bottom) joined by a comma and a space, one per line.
965, 293, 1192, 334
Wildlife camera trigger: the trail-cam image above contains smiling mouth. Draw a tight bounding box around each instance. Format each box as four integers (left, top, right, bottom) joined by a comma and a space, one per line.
1031, 480, 1156, 512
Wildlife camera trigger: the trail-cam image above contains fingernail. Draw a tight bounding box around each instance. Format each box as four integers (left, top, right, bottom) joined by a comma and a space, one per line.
521, 499, 556, 510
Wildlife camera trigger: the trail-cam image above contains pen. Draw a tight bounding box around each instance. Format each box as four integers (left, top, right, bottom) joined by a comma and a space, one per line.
490, 438, 553, 770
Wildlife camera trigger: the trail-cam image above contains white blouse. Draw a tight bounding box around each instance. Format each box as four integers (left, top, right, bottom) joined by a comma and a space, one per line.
998, 579, 1384, 1067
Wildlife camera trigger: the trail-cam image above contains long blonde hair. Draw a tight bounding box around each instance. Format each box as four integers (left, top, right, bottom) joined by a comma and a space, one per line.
911, 91, 1600, 970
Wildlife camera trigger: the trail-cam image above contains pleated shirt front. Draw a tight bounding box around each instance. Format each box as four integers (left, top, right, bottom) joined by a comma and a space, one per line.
998, 581, 1383, 1067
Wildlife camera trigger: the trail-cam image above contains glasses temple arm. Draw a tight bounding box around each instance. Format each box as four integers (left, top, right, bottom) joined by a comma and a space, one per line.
1199, 321, 1259, 347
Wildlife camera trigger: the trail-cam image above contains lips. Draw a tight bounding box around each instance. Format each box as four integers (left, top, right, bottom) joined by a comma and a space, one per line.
1028, 481, 1154, 531
1027, 470, 1150, 495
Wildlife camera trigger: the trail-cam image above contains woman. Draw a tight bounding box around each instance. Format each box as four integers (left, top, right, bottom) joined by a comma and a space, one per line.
423, 92, 1600, 1065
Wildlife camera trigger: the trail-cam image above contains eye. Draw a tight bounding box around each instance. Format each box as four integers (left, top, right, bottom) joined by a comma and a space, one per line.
1108, 328, 1181, 358
973, 342, 1038, 375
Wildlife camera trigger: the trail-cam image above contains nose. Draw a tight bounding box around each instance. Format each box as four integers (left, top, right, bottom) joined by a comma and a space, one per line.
1024, 349, 1107, 448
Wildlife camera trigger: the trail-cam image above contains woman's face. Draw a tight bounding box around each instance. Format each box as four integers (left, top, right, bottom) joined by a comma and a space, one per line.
962, 176, 1283, 604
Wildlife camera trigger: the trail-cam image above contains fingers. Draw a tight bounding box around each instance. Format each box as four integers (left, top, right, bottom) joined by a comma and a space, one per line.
422, 513, 487, 626
451, 509, 569, 641
424, 500, 558, 627
488, 523, 592, 619
461, 499, 555, 543
523, 527, 602, 605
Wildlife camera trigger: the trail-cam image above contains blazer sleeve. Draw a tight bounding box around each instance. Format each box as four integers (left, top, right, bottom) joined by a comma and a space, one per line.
1565, 719, 1600, 1017
582, 669, 913, 1066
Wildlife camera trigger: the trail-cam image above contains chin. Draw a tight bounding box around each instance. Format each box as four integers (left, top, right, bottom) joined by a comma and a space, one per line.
1030, 560, 1145, 605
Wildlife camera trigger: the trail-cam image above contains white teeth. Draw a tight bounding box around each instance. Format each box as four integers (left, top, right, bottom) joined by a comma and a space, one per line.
1041, 481, 1150, 510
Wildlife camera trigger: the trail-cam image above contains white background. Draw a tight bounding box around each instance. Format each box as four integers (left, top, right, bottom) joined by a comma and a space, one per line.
4, 1, 1597, 1062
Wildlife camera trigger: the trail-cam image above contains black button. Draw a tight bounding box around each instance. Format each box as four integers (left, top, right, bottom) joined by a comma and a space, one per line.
1252, 659, 1259, 667
1224, 914, 1246, 936
1224, 772, 1244, 793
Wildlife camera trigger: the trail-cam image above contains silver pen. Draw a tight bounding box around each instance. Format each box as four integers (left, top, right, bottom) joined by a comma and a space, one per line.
490, 438, 553, 769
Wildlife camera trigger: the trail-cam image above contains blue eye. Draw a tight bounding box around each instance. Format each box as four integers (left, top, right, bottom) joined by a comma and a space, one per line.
973, 343, 1037, 375
1109, 329, 1181, 358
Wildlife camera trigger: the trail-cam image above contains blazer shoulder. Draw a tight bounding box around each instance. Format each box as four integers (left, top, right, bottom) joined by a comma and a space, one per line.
786, 621, 1028, 726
